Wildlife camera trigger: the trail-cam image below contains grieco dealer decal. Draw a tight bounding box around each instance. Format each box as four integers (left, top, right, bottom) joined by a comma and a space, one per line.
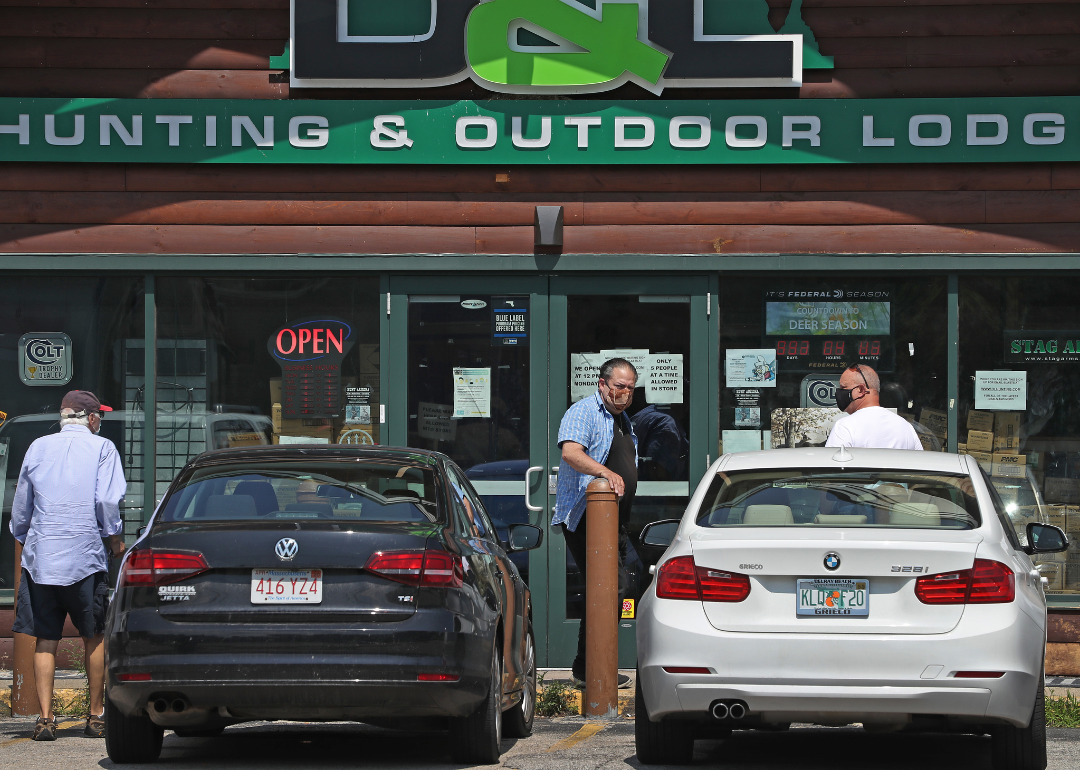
19, 333, 72, 387
291, 0, 827, 91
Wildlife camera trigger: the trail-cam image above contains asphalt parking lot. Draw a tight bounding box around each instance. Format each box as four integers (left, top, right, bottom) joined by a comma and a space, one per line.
0, 715, 1077, 770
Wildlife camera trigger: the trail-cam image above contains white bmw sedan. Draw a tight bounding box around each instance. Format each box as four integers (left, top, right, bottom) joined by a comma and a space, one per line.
635, 448, 1069, 769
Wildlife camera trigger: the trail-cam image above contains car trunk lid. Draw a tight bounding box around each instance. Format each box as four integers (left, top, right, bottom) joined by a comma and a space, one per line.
690, 528, 982, 634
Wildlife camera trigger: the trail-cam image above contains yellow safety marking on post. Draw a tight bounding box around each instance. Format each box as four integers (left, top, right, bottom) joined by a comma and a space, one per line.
0, 721, 82, 749
545, 722, 606, 752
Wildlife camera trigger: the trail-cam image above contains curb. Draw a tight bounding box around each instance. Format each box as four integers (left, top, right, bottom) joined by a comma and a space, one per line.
1, 687, 87, 717
539, 686, 634, 717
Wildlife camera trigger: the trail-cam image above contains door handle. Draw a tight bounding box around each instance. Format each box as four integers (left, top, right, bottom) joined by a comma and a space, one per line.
525, 466, 544, 512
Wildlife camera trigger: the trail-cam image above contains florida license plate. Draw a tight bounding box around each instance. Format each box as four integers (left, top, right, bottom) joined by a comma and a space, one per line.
796, 578, 869, 617
251, 569, 323, 604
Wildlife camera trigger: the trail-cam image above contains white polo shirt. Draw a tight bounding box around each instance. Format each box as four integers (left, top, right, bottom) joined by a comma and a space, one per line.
825, 406, 923, 450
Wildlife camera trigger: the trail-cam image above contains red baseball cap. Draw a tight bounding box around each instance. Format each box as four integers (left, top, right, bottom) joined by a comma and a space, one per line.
61, 390, 113, 415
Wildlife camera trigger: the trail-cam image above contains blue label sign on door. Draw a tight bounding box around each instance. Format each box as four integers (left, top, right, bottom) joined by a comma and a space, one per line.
491, 297, 529, 346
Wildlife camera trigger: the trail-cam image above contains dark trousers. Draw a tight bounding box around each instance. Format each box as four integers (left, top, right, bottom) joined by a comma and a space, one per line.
562, 517, 629, 678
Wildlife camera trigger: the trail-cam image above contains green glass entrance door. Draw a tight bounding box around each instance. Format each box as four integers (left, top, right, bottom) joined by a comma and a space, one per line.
387, 277, 552, 662
547, 276, 718, 669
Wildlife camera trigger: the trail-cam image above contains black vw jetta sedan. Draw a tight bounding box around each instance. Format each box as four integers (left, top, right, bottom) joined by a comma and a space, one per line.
104, 446, 542, 764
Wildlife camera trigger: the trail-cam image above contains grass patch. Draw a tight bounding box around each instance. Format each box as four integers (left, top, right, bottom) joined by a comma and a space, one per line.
1046, 692, 1080, 728
52, 651, 91, 718
536, 674, 577, 717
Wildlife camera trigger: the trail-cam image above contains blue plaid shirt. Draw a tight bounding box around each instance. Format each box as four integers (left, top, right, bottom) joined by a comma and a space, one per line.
551, 392, 637, 532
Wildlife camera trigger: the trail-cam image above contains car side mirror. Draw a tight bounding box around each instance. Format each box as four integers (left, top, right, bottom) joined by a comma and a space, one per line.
1024, 523, 1069, 555
507, 523, 544, 552
640, 519, 680, 548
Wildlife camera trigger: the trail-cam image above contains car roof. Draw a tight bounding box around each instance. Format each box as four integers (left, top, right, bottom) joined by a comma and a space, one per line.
185, 444, 446, 468
720, 447, 969, 474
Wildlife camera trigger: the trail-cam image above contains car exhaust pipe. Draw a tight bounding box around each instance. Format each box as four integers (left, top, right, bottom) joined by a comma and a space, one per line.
153, 699, 169, 714
171, 699, 187, 713
729, 702, 747, 720
710, 702, 730, 720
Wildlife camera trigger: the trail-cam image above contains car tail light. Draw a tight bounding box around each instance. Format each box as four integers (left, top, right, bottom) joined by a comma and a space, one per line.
417, 673, 460, 682
117, 673, 152, 682
655, 556, 750, 603
914, 559, 1014, 605
120, 550, 209, 587
365, 550, 464, 588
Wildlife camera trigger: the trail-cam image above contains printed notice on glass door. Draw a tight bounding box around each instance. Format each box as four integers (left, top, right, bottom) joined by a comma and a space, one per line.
600, 349, 650, 376
453, 368, 491, 418
418, 402, 456, 440
975, 371, 1027, 411
571, 353, 603, 402
645, 353, 683, 404
726, 349, 777, 388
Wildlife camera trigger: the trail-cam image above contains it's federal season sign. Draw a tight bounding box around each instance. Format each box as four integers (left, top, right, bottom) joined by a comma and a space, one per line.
290, 0, 834, 91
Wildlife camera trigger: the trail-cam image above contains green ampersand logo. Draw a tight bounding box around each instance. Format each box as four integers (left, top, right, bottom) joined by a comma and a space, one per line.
466, 0, 670, 93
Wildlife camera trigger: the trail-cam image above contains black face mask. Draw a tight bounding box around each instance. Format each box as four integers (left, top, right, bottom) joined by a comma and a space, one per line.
835, 386, 856, 412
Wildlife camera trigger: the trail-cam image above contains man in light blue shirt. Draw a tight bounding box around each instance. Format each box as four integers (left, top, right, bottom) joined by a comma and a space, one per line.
552, 358, 638, 688
10, 390, 126, 741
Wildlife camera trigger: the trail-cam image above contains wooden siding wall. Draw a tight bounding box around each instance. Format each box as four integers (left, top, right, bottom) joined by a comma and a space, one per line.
0, 1, 1078, 254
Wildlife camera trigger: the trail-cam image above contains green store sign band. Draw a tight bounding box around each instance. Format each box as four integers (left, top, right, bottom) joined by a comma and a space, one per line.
0, 98, 1072, 165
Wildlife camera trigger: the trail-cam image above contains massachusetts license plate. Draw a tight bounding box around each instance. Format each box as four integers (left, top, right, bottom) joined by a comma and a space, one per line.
797, 578, 869, 617
251, 569, 322, 604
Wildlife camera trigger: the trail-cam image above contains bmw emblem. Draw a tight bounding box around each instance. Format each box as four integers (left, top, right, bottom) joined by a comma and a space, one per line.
824, 553, 841, 571
275, 538, 298, 561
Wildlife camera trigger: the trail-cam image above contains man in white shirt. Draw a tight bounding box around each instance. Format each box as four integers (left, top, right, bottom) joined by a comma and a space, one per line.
825, 363, 923, 450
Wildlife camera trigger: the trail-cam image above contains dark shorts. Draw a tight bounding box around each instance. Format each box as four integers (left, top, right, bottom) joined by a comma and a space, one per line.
13, 569, 110, 641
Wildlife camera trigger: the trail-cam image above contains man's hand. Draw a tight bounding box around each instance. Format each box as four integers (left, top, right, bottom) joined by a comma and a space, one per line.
561, 441, 626, 497
598, 469, 626, 497
107, 535, 126, 559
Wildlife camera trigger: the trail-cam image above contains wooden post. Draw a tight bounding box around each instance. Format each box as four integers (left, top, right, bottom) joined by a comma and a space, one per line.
584, 477, 619, 718
11, 541, 40, 716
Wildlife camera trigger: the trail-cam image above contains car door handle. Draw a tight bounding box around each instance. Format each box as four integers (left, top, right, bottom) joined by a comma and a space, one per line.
525, 466, 544, 512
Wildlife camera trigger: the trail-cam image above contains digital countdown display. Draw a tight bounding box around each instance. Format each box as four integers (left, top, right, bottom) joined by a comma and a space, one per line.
772, 338, 894, 372
763, 292, 895, 373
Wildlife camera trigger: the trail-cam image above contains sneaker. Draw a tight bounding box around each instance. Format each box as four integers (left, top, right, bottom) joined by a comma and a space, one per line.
32, 717, 57, 742
84, 712, 105, 738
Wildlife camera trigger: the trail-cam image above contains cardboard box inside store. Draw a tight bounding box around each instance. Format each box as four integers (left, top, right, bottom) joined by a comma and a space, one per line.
1066, 561, 1080, 592
967, 450, 992, 473
918, 407, 947, 439
967, 410, 994, 432
967, 430, 994, 453
1045, 477, 1080, 505
1041, 562, 1065, 591
992, 452, 1026, 479
992, 412, 1021, 454
1047, 505, 1070, 531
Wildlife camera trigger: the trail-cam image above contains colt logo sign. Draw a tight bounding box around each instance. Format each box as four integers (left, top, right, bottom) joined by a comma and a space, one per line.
292, 0, 831, 91
18, 332, 72, 386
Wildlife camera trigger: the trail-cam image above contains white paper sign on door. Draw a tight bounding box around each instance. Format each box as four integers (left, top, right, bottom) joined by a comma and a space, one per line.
645, 353, 683, 404
418, 402, 456, 440
570, 353, 603, 402
974, 371, 1027, 410
453, 368, 491, 418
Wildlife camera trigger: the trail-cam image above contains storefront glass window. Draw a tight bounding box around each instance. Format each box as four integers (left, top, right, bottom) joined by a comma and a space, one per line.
719, 276, 949, 452
154, 277, 381, 505
0, 276, 144, 594
960, 276, 1080, 605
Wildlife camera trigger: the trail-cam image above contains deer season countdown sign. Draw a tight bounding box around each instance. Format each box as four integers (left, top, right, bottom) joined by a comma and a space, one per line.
268, 319, 356, 418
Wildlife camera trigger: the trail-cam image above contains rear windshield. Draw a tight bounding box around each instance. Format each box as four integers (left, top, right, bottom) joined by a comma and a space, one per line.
697, 469, 981, 530
159, 461, 440, 523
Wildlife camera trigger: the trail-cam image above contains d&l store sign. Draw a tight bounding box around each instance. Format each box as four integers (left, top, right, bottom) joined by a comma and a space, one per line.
0, 97, 1074, 165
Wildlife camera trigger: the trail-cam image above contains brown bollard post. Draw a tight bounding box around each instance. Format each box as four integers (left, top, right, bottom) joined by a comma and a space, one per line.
584, 477, 619, 718
11, 541, 40, 716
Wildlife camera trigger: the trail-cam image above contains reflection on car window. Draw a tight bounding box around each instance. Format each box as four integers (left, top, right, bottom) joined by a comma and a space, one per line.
159, 461, 439, 523
696, 469, 981, 529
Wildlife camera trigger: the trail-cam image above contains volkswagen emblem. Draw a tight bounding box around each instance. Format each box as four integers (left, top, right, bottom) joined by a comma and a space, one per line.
275, 538, 298, 561
824, 553, 841, 571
